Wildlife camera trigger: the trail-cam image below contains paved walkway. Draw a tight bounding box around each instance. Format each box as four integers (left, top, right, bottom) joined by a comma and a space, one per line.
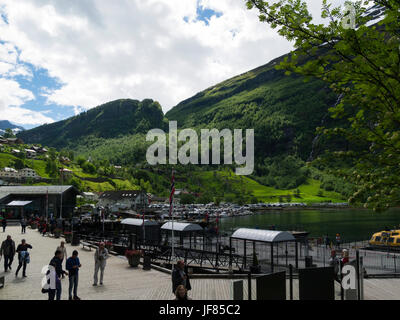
0, 226, 173, 300
0, 226, 399, 300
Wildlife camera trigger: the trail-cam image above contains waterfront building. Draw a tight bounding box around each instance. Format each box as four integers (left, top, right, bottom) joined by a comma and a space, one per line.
0, 185, 79, 219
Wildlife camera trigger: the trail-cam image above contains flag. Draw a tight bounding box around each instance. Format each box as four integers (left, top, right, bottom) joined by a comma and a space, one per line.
169, 170, 175, 217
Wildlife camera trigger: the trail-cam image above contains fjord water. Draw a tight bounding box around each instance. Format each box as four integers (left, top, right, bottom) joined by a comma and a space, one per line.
219, 208, 400, 242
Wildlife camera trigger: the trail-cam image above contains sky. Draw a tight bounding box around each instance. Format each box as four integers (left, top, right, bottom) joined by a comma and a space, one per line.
0, 0, 348, 129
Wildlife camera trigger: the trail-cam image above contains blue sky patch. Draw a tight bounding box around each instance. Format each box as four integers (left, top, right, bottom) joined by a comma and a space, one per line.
184, 1, 223, 25
14, 64, 75, 129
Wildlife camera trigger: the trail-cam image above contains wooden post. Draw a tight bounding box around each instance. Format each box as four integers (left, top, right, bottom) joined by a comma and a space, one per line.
289, 264, 293, 300
271, 242, 274, 273
244, 240, 247, 270
229, 237, 232, 270
356, 250, 360, 300
248, 272, 252, 301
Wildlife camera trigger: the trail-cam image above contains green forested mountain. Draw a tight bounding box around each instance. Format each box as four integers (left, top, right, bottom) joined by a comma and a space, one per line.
16, 54, 354, 201
18, 99, 166, 149
166, 54, 342, 162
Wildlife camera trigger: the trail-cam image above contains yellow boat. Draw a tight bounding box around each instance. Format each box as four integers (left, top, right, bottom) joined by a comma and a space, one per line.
369, 229, 400, 247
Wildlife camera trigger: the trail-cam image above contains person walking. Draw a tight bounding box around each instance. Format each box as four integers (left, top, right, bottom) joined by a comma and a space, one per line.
172, 260, 191, 294
0, 235, 16, 272
20, 218, 27, 234
56, 241, 68, 276
335, 233, 341, 248
93, 242, 109, 286
324, 235, 330, 249
15, 239, 32, 277
66, 250, 81, 300
2, 218, 7, 233
49, 250, 68, 300
329, 250, 340, 283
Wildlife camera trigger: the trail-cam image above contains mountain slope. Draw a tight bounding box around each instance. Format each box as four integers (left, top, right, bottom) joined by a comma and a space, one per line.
18, 99, 165, 149
165, 54, 341, 162
0, 120, 25, 135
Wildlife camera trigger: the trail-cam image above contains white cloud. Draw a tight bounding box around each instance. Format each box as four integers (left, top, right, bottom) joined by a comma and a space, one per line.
0, 0, 349, 119
0, 77, 54, 125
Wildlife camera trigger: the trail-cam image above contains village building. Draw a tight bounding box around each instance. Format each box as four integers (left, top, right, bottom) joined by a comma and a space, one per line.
97, 190, 148, 212
31, 146, 48, 153
6, 138, 24, 145
60, 156, 71, 164
24, 149, 37, 158
59, 168, 73, 179
0, 185, 79, 219
82, 192, 99, 201
0, 168, 41, 180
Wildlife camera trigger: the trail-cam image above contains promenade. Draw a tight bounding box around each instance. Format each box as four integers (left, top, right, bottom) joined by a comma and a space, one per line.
0, 226, 399, 300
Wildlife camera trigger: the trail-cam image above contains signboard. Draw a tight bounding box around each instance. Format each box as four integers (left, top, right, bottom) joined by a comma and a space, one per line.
299, 267, 334, 300
256, 271, 286, 300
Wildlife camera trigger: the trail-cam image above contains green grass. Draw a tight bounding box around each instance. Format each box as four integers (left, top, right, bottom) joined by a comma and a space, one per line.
191, 170, 345, 204
0, 152, 19, 168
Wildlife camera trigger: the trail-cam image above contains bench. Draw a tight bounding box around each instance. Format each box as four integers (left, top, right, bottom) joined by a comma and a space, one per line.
81, 241, 97, 251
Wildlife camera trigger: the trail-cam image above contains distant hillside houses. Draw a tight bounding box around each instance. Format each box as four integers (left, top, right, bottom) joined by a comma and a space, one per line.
0, 137, 24, 145
0, 167, 42, 181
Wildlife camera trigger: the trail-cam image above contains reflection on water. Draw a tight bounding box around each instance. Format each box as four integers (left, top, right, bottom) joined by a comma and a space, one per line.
219, 208, 400, 242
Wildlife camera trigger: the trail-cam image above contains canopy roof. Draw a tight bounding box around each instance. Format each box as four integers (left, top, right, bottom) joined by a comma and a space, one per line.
120, 218, 158, 227
6, 200, 32, 207
231, 228, 295, 243
161, 222, 203, 232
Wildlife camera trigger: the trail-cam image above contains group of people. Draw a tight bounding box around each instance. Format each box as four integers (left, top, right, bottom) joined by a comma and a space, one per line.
172, 260, 192, 300
1, 224, 110, 301
324, 233, 342, 248
329, 248, 349, 282
44, 240, 110, 300
0, 236, 32, 277
1, 218, 28, 234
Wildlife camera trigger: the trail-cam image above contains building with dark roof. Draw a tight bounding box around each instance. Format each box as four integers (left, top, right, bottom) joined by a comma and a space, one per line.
0, 185, 80, 219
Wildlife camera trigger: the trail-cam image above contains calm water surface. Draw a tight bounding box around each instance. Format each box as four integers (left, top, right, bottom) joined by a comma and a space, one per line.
219, 208, 400, 242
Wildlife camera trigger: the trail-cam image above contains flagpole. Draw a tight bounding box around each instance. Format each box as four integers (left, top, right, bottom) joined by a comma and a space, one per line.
172, 198, 174, 261
142, 192, 146, 246
46, 189, 48, 220
170, 169, 175, 270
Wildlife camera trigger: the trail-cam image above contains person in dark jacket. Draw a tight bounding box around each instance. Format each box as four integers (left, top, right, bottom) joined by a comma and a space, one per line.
66, 250, 81, 300
15, 239, 32, 277
2, 218, 7, 232
49, 250, 68, 300
0, 235, 16, 272
171, 260, 191, 294
20, 218, 27, 234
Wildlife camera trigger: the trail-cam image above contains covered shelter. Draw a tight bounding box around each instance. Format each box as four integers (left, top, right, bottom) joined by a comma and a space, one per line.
120, 218, 160, 245
6, 200, 33, 220
0, 185, 79, 219
161, 222, 204, 249
230, 228, 297, 273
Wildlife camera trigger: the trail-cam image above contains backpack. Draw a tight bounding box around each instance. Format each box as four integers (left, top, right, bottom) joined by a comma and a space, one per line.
41, 265, 54, 294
